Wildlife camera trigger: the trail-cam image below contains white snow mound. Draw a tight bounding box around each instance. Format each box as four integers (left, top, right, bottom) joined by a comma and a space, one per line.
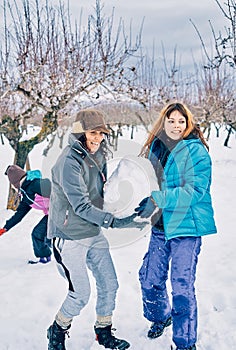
104, 155, 159, 218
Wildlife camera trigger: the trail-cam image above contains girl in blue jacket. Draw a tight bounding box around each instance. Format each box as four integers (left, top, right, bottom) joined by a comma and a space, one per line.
135, 102, 217, 350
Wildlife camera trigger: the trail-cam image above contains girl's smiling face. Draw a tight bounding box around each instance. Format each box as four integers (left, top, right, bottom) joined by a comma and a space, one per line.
85, 130, 105, 153
164, 110, 187, 140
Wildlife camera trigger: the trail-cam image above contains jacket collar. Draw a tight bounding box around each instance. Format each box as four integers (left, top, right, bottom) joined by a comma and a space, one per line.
68, 133, 105, 172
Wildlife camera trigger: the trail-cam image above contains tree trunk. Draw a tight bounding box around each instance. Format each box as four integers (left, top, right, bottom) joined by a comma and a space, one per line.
6, 155, 31, 210
6, 186, 20, 211
6, 154, 26, 210
224, 126, 232, 147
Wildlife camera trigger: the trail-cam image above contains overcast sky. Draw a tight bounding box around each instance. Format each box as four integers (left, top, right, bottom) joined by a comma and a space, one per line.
63, 0, 226, 70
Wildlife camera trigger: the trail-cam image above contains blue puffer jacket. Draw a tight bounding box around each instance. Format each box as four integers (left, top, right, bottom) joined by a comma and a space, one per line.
150, 137, 217, 240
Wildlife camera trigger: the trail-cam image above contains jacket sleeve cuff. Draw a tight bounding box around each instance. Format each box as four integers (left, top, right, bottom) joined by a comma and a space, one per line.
102, 213, 114, 228
151, 190, 165, 208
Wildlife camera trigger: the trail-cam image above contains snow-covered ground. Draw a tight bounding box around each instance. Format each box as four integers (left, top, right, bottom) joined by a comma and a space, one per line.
0, 125, 235, 349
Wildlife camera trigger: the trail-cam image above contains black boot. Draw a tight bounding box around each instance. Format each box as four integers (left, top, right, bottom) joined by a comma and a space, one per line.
148, 316, 172, 339
47, 321, 70, 350
95, 325, 130, 349
176, 345, 196, 350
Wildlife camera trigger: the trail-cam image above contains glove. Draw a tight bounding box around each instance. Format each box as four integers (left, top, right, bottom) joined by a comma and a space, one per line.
0, 228, 7, 236
135, 196, 157, 218
111, 213, 148, 230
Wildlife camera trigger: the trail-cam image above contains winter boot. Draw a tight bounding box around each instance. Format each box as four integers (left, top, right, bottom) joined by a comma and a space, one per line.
148, 316, 172, 339
39, 256, 51, 264
47, 320, 70, 350
94, 325, 130, 349
176, 345, 196, 350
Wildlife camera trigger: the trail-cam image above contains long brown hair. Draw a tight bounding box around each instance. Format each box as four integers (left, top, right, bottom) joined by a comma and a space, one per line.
140, 102, 209, 156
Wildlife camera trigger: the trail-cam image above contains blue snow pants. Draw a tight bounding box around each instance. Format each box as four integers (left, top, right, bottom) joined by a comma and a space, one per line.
31, 215, 51, 258
139, 228, 202, 349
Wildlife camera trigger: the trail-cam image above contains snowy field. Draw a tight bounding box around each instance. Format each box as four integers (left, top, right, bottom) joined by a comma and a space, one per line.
0, 125, 235, 349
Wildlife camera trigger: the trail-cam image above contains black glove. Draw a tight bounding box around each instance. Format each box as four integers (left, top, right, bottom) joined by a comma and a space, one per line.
135, 196, 157, 218
111, 213, 148, 230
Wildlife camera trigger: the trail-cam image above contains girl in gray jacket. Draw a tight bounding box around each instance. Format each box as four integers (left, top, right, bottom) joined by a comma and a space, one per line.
47, 109, 143, 350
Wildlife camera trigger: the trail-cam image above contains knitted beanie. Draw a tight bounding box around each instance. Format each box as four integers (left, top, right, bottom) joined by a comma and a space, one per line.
5, 165, 26, 189
72, 109, 109, 134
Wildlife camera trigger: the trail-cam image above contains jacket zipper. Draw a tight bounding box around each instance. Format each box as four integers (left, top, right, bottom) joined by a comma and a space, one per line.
63, 209, 69, 226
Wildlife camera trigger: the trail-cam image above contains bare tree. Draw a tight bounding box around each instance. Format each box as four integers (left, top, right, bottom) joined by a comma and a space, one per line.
0, 0, 142, 163
0, 0, 142, 208
190, 61, 235, 143
190, 0, 236, 69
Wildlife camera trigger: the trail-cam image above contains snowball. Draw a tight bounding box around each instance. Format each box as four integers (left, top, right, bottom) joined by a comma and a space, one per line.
104, 155, 159, 218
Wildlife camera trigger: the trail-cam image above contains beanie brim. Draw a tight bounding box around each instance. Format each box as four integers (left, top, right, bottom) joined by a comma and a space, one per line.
72, 120, 109, 134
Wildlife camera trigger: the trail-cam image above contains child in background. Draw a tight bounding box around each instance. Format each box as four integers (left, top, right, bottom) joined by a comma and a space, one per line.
0, 165, 52, 263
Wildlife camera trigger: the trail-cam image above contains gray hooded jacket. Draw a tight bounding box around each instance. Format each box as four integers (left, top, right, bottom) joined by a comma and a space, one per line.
47, 134, 114, 240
